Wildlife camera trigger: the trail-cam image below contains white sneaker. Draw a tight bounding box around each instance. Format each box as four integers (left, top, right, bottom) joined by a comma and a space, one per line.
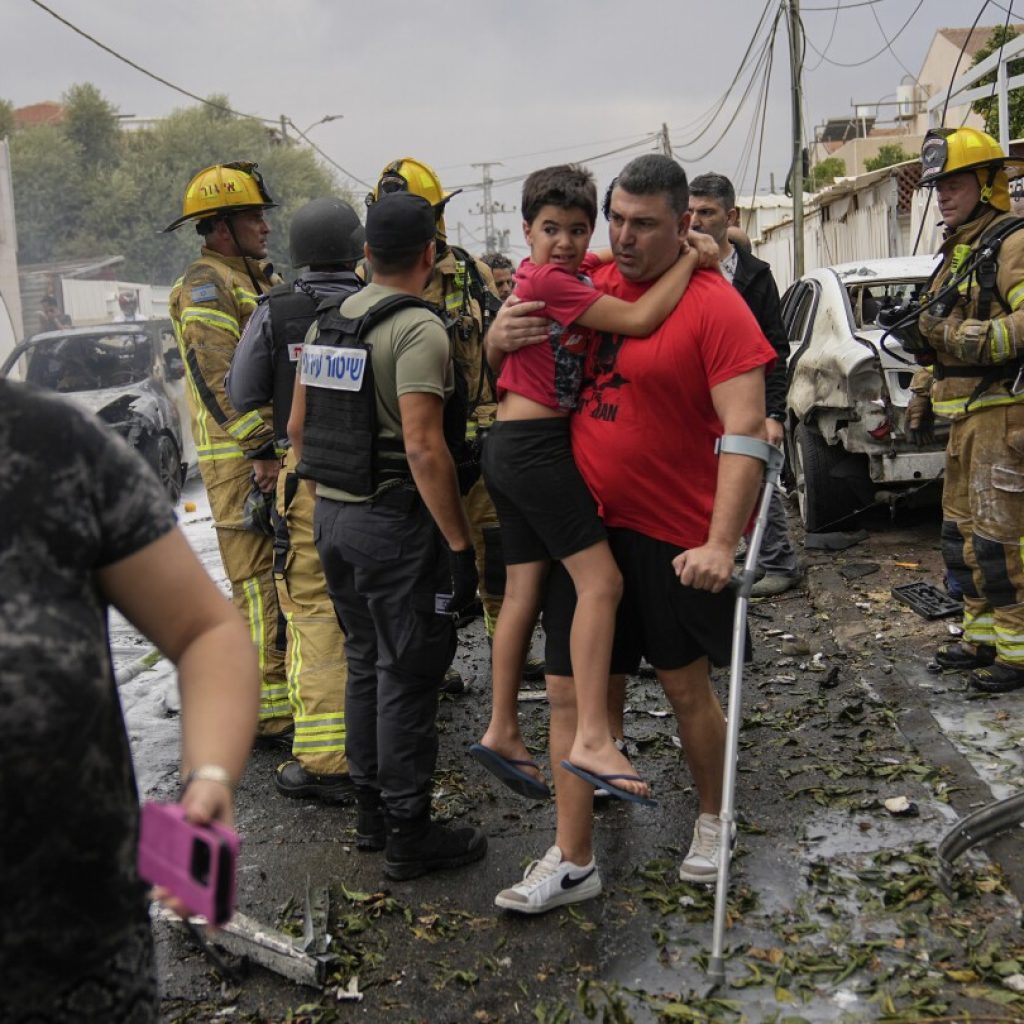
678, 814, 736, 883
494, 845, 602, 914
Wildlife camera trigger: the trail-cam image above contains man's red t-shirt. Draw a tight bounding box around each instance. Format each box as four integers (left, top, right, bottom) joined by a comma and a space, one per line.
572, 265, 776, 551
496, 255, 602, 411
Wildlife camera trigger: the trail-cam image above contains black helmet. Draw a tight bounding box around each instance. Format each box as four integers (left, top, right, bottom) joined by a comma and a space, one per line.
289, 197, 365, 268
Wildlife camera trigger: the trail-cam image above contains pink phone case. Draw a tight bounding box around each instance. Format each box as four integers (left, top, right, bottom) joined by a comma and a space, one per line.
137, 801, 240, 925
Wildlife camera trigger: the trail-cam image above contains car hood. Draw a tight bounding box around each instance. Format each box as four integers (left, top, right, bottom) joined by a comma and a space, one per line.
62, 383, 151, 418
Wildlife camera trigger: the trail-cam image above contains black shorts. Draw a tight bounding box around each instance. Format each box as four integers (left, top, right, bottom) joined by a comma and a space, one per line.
542, 526, 749, 676
481, 418, 606, 564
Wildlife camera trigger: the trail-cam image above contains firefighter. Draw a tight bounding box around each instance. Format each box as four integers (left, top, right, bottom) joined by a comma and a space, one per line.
227, 197, 365, 800
917, 127, 1024, 693
165, 162, 292, 741
366, 158, 544, 689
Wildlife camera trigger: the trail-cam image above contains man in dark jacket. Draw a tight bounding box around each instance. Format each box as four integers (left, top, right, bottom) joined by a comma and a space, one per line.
690, 173, 801, 596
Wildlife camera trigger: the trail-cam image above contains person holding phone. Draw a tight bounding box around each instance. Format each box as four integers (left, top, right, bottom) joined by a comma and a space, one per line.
0, 378, 260, 1022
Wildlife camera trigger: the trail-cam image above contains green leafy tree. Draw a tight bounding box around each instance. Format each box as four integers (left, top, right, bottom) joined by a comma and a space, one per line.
62, 83, 120, 169
10, 85, 352, 283
970, 26, 1024, 139
810, 156, 846, 190
864, 143, 914, 172
0, 99, 14, 139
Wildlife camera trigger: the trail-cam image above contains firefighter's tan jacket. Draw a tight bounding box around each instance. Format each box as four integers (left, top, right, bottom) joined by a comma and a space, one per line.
423, 249, 499, 432
920, 209, 1024, 420
169, 248, 278, 462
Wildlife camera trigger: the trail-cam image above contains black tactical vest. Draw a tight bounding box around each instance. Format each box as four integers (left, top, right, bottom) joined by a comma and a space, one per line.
297, 293, 466, 495
266, 278, 361, 443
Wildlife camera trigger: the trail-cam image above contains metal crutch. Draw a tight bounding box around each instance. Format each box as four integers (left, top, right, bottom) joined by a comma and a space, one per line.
706, 435, 785, 989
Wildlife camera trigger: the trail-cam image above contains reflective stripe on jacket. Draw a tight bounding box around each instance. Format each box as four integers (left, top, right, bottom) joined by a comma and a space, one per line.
169, 248, 278, 460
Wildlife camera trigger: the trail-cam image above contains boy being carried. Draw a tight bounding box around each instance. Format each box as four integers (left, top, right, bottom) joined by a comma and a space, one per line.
471, 164, 697, 804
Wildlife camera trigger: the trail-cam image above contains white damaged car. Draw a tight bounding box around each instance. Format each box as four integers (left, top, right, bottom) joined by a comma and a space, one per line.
781, 255, 947, 532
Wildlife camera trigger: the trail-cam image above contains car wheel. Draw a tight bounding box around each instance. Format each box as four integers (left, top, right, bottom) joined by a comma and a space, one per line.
154, 434, 183, 504
793, 423, 853, 533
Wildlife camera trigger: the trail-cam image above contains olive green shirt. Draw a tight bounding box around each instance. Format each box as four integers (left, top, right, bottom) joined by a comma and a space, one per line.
314, 283, 453, 502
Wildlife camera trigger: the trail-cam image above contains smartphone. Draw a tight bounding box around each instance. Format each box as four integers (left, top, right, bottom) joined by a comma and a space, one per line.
137, 801, 240, 925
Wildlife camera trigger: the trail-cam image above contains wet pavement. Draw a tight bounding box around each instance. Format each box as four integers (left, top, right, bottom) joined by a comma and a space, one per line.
117, 481, 1024, 1023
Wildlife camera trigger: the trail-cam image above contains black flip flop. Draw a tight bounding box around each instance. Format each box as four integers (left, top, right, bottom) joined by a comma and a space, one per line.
469, 743, 551, 800
560, 760, 657, 807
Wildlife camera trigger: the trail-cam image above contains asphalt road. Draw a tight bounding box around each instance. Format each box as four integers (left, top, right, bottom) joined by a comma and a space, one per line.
120, 482, 1024, 1023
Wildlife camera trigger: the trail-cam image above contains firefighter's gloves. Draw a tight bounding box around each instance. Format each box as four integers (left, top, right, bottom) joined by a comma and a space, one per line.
447, 547, 479, 617
918, 307, 963, 351
905, 393, 935, 447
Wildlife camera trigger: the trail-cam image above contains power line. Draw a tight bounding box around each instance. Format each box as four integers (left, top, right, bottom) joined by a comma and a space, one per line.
673, 7, 781, 165
284, 120, 375, 190
801, 0, 925, 68
433, 132, 659, 173
870, 3, 921, 84
26, 0, 380, 190
27, 0, 277, 124
670, 0, 778, 148
804, 0, 841, 73
802, 0, 888, 10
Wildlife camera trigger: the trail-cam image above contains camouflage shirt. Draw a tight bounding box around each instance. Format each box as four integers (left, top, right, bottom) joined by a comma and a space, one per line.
0, 380, 175, 1022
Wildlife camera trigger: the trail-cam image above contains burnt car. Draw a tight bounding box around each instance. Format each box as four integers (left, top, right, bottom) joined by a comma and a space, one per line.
782, 256, 947, 532
1, 320, 190, 502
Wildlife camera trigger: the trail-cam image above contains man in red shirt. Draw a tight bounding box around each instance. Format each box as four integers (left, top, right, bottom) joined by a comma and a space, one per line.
487, 155, 776, 914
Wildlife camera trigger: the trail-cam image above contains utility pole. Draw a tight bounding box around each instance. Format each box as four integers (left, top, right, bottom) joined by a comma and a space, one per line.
471, 162, 511, 254
660, 123, 672, 157
279, 114, 289, 142
787, 0, 804, 278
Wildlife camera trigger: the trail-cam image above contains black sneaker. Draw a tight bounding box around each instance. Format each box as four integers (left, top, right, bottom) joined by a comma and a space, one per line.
254, 724, 295, 753
274, 760, 354, 804
383, 817, 487, 880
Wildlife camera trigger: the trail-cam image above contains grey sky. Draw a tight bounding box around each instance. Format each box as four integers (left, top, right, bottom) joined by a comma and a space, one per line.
1, 0, 1012, 255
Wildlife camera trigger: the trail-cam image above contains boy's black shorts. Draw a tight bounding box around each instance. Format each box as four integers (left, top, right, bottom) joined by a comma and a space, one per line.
482, 418, 607, 564
542, 526, 750, 676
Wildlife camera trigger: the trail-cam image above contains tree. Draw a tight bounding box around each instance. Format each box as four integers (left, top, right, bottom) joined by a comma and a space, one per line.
970, 26, 1024, 139
0, 99, 14, 139
864, 143, 914, 172
810, 157, 846, 190
9, 85, 353, 283
62, 83, 120, 169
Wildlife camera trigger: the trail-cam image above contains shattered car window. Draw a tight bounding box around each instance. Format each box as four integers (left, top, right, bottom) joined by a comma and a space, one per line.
846, 282, 924, 329
26, 333, 153, 392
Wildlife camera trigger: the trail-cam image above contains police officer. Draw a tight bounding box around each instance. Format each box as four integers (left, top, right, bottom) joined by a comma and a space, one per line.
227, 197, 365, 800
166, 162, 292, 742
291, 192, 487, 879
367, 159, 544, 689
917, 127, 1024, 693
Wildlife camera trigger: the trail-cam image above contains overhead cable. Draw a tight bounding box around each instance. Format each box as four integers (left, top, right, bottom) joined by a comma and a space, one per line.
27, 0, 277, 124
801, 0, 925, 68
670, 0, 778, 147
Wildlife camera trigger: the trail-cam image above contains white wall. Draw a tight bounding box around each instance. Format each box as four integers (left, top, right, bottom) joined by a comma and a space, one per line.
0, 138, 23, 344
60, 279, 171, 325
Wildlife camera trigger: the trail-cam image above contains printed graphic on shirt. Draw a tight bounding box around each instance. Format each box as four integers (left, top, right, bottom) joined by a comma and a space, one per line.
549, 322, 591, 411
577, 330, 631, 423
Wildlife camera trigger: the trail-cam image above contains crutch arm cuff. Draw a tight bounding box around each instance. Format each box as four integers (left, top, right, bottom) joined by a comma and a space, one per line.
715, 434, 784, 475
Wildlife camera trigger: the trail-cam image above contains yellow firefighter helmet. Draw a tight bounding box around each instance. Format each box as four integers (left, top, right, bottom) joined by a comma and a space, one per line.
919, 127, 1024, 212
367, 157, 461, 242
162, 161, 277, 233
